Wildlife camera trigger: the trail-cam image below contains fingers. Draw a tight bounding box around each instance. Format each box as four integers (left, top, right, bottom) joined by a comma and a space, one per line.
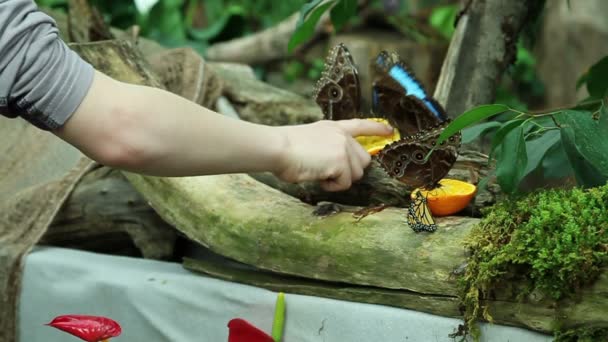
320, 159, 353, 192
321, 138, 370, 192
347, 140, 364, 181
351, 136, 372, 168
335, 119, 393, 137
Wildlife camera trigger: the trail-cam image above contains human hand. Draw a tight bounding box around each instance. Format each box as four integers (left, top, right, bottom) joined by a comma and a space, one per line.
274, 119, 394, 191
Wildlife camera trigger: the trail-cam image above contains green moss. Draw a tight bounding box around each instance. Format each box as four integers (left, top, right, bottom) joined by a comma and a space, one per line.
554, 327, 608, 342
457, 184, 608, 340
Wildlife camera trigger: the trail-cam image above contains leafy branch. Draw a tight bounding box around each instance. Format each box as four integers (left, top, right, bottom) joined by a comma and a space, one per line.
435, 56, 608, 194
288, 0, 358, 52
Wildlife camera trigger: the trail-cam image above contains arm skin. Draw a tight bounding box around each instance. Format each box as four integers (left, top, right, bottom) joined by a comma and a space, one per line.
53, 71, 394, 191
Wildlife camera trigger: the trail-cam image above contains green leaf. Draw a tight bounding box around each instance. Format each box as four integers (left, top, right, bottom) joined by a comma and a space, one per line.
37, 0, 68, 7
461, 121, 502, 144
271, 292, 286, 342
496, 126, 528, 194
560, 126, 607, 188
489, 119, 527, 159
555, 110, 608, 178
330, 0, 357, 31
523, 130, 561, 177
188, 5, 245, 41
476, 169, 496, 193
576, 71, 589, 91
435, 104, 510, 146
297, 0, 325, 26
542, 140, 574, 180
586, 56, 608, 99
428, 5, 458, 39
288, 1, 335, 52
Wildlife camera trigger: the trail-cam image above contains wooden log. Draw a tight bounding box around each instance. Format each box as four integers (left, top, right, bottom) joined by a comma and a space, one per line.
67, 0, 114, 43
44, 167, 177, 260
247, 150, 497, 209
182, 252, 608, 334
131, 172, 606, 334
147, 48, 223, 110
204, 11, 329, 65
182, 253, 463, 320
209, 62, 323, 125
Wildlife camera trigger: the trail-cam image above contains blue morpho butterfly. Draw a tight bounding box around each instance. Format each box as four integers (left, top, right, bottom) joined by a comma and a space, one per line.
313, 44, 461, 232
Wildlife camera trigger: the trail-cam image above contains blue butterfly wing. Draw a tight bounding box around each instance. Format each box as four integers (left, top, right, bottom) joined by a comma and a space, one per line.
372, 51, 446, 135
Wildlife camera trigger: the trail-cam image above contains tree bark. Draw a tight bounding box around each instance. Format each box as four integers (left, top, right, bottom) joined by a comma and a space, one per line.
43, 167, 177, 260
433, 0, 538, 117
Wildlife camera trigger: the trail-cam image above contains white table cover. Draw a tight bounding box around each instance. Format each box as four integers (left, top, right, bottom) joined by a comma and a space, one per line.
19, 247, 553, 342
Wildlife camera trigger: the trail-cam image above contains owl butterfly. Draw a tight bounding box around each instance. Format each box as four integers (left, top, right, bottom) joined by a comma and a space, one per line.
313, 43, 363, 120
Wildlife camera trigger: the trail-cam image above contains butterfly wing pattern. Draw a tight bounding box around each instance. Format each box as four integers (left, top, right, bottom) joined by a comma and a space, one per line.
314, 44, 462, 233
313, 43, 362, 120
376, 121, 461, 190
371, 51, 447, 136
371, 50, 461, 191
407, 191, 438, 233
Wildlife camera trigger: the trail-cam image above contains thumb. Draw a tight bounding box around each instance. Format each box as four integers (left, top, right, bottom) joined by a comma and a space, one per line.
336, 119, 394, 137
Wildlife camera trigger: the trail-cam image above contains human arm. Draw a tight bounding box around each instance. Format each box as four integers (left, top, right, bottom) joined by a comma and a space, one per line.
0, 0, 393, 191
54, 71, 393, 191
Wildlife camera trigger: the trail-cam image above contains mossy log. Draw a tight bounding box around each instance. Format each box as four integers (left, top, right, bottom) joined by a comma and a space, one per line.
129, 172, 608, 334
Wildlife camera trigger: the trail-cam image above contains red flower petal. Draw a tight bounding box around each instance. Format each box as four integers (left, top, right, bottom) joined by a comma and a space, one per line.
227, 318, 274, 342
46, 315, 122, 342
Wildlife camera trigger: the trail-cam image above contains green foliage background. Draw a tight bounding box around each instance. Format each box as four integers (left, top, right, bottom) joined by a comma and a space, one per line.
36, 0, 306, 54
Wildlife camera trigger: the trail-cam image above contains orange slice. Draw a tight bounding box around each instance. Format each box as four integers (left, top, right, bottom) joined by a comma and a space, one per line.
412, 179, 477, 217
355, 118, 400, 155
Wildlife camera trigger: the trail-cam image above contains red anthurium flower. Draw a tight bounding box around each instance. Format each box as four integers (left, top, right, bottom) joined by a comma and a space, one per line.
227, 318, 274, 342
46, 314, 122, 342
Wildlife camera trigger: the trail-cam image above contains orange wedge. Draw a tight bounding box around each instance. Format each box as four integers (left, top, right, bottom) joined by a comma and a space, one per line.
355, 118, 401, 155
412, 179, 477, 217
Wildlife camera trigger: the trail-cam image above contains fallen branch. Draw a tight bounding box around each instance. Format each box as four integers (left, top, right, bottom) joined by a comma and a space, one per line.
205, 12, 329, 64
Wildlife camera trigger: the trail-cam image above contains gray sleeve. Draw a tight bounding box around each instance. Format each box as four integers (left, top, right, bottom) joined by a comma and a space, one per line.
0, 0, 95, 130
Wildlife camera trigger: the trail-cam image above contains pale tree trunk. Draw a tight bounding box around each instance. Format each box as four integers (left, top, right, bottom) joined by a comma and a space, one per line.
434, 0, 542, 117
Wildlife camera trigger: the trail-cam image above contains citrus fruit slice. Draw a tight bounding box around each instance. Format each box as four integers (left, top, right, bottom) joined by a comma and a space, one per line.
355, 118, 400, 155
411, 179, 477, 217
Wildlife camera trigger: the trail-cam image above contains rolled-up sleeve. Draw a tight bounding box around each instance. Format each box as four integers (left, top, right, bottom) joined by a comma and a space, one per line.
0, 0, 94, 130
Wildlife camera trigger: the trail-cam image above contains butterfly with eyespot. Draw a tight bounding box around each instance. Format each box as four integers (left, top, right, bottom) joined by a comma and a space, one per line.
313, 44, 365, 120
313, 43, 461, 232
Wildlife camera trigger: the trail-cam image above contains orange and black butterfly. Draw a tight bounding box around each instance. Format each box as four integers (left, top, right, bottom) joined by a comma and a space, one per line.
407, 191, 437, 233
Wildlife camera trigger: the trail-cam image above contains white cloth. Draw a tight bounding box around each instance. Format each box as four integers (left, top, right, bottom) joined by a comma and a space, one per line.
19, 247, 553, 342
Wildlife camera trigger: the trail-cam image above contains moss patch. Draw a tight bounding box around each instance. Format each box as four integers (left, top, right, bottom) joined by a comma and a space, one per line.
554, 327, 608, 342
458, 184, 608, 340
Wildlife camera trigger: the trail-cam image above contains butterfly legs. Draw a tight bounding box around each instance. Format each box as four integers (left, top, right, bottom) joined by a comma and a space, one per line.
352, 204, 391, 222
